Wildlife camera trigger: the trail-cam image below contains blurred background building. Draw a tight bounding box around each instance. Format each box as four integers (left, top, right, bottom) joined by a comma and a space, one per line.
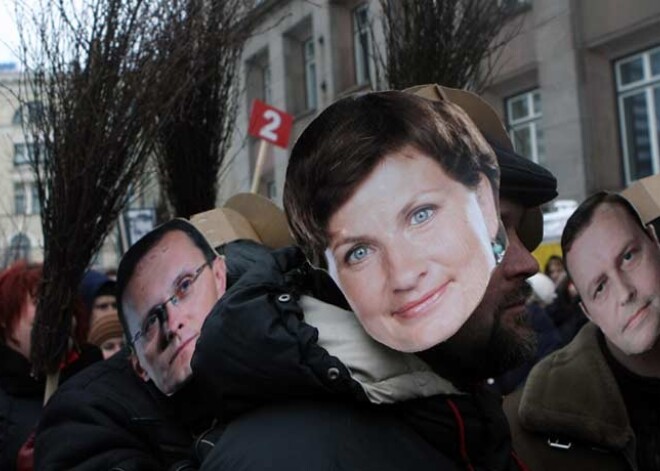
1, 0, 659, 267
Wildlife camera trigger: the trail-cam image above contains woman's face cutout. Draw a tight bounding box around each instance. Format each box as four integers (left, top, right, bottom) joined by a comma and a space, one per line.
325, 148, 503, 352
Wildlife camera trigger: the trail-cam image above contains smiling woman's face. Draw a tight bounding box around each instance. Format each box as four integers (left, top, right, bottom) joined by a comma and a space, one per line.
325, 148, 500, 352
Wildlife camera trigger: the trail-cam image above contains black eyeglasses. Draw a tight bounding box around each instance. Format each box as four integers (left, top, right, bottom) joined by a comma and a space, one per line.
130, 260, 212, 346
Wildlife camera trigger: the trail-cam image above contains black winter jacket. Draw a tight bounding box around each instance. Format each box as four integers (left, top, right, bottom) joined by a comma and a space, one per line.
193, 246, 526, 471
34, 347, 216, 471
0, 343, 43, 470
34, 240, 274, 471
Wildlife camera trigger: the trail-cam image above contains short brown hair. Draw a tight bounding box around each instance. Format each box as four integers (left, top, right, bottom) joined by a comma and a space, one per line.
283, 91, 499, 264
561, 191, 648, 276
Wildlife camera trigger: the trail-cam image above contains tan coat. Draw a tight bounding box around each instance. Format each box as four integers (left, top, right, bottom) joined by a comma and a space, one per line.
504, 323, 637, 471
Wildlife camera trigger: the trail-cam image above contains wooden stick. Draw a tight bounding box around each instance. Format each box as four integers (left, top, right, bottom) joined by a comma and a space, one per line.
250, 140, 269, 193
43, 370, 60, 405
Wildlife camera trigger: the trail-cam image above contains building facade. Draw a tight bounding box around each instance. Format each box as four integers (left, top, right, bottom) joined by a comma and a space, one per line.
219, 0, 660, 206
0, 67, 158, 270
2, 0, 659, 266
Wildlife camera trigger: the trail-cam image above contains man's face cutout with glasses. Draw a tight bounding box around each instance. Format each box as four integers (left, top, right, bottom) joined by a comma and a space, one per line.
123, 228, 227, 396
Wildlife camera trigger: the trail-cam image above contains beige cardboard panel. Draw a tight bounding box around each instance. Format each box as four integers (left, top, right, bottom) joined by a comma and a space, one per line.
191, 208, 261, 247
622, 174, 660, 224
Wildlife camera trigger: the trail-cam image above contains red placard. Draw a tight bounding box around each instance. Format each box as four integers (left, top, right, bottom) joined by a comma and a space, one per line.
248, 99, 294, 149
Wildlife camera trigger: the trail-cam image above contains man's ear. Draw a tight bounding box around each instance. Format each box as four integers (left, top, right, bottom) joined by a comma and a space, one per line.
211, 255, 227, 296
130, 353, 150, 382
475, 175, 500, 240
578, 301, 592, 322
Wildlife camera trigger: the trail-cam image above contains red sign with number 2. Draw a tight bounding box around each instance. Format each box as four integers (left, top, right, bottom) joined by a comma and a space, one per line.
248, 100, 294, 149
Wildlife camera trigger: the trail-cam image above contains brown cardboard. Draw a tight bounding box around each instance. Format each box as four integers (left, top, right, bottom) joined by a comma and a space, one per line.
621, 174, 660, 224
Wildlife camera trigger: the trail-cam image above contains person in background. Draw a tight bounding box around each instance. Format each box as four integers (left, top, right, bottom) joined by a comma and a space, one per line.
546, 274, 587, 347
544, 255, 566, 286
79, 272, 123, 359
490, 273, 562, 394
506, 192, 660, 470
87, 307, 124, 359
1, 262, 101, 470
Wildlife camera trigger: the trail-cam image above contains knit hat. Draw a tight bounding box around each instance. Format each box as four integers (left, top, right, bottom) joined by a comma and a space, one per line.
88, 311, 124, 347
79, 271, 117, 313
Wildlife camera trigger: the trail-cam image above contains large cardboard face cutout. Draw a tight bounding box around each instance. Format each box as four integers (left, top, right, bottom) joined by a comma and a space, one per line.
323, 147, 505, 352
569, 203, 660, 356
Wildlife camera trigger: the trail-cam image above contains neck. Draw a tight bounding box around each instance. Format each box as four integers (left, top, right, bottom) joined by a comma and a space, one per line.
606, 337, 660, 379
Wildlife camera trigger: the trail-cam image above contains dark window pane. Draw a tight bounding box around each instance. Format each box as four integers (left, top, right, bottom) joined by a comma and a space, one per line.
511, 125, 532, 160
619, 57, 644, 86
651, 50, 660, 77
622, 92, 653, 180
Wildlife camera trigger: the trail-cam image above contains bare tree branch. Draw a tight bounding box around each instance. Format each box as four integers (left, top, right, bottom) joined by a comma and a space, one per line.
377, 0, 523, 92
15, 0, 182, 375
150, 0, 253, 218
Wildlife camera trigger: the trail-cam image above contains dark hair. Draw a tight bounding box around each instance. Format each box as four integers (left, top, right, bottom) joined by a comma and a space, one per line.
116, 219, 216, 341
283, 91, 499, 264
544, 255, 564, 276
561, 192, 647, 276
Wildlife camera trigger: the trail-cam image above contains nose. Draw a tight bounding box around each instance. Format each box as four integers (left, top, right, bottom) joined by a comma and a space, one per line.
387, 243, 428, 292
500, 232, 539, 281
614, 274, 636, 306
161, 302, 185, 344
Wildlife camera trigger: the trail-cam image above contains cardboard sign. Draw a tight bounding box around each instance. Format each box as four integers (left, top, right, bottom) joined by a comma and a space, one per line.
248, 100, 293, 149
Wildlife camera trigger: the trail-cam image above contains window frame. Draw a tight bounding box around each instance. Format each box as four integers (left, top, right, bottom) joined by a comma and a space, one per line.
352, 3, 372, 86
505, 89, 544, 164
615, 45, 660, 184
303, 37, 318, 111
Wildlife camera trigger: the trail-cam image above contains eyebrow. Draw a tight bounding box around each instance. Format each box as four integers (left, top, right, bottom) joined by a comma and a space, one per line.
328, 190, 439, 252
141, 265, 196, 318
585, 239, 636, 295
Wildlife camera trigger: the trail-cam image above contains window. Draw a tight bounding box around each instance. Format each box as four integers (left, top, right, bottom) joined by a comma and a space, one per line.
12, 101, 44, 126
31, 184, 41, 214
615, 46, 660, 183
14, 183, 26, 215
14, 182, 40, 215
506, 89, 545, 165
14, 143, 32, 166
303, 38, 318, 110
263, 64, 272, 104
353, 3, 371, 86
5, 233, 31, 264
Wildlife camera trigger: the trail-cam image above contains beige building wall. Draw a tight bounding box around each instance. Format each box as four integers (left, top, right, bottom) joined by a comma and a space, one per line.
219, 0, 382, 206
0, 69, 125, 271
484, 0, 660, 200
224, 0, 660, 206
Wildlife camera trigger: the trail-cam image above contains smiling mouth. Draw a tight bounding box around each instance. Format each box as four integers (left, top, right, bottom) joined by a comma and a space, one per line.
623, 301, 651, 332
392, 282, 450, 319
169, 335, 198, 365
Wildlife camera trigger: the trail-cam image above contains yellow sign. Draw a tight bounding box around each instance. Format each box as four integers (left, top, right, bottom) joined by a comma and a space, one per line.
533, 242, 563, 272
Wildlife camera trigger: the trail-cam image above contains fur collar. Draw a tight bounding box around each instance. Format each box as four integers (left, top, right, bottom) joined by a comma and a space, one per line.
518, 323, 634, 449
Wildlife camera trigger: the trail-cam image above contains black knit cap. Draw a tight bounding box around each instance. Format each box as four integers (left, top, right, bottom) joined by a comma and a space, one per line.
492, 142, 557, 208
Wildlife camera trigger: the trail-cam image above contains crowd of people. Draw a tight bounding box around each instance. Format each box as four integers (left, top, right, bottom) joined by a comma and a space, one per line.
1, 84, 658, 471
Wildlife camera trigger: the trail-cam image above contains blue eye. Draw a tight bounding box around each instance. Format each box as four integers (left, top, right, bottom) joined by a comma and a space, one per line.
593, 280, 606, 299
346, 245, 371, 264
176, 276, 194, 298
623, 250, 634, 262
410, 207, 434, 225
141, 310, 161, 339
